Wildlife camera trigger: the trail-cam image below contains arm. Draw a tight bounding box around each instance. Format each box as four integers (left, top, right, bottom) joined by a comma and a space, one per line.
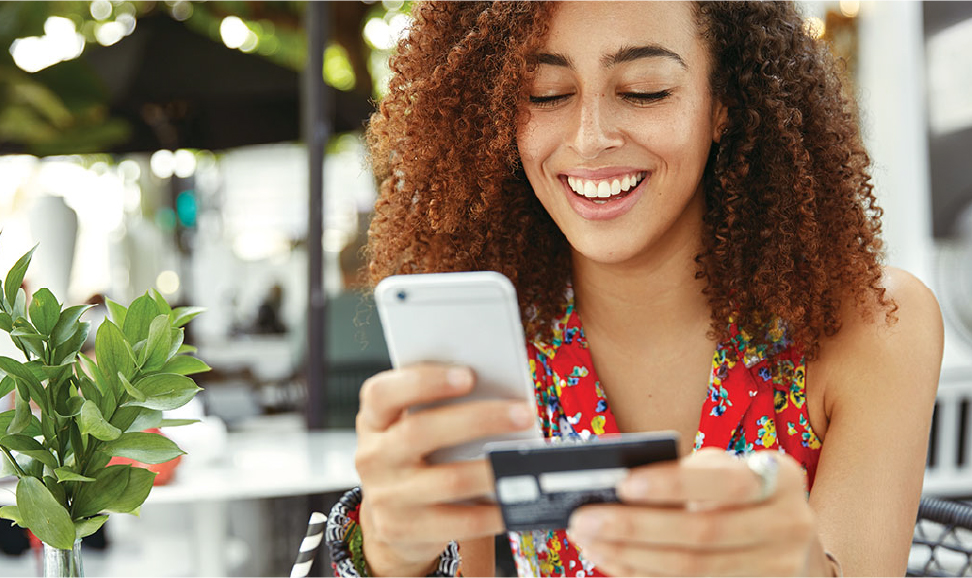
458, 537, 496, 577
809, 267, 943, 575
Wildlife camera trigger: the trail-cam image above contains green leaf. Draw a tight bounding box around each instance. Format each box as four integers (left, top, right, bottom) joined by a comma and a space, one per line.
68, 421, 84, 462
149, 288, 171, 315
122, 294, 159, 344
170, 306, 205, 328
0, 311, 11, 332
104, 298, 127, 328
44, 475, 66, 507
75, 515, 108, 539
27, 288, 59, 337
0, 356, 47, 413
54, 467, 95, 483
166, 327, 184, 363
126, 408, 162, 433
12, 288, 26, 321
0, 376, 14, 399
159, 355, 211, 376
94, 320, 134, 385
176, 344, 197, 355
108, 405, 140, 433
39, 413, 55, 446
54, 395, 84, 419
0, 434, 58, 470
51, 322, 89, 366
106, 466, 155, 514
77, 376, 102, 409
101, 431, 185, 464
78, 400, 121, 441
160, 418, 200, 427
16, 476, 75, 550
123, 373, 201, 411
0, 409, 41, 438
118, 373, 145, 402
140, 315, 171, 371
78, 353, 108, 394
72, 464, 130, 518
8, 392, 32, 435
11, 320, 45, 360
4, 245, 36, 309
50, 304, 92, 347
0, 505, 24, 527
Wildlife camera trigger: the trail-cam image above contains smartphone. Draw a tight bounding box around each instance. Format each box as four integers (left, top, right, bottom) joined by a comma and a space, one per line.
486, 431, 680, 531
374, 271, 544, 463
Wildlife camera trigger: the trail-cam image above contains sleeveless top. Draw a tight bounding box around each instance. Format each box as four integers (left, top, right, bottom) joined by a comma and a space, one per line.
508, 290, 823, 577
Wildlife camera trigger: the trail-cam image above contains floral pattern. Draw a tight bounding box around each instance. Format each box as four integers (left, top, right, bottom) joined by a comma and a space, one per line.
508, 295, 822, 577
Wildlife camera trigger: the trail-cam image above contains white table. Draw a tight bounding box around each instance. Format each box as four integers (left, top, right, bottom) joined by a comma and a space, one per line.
1, 430, 359, 577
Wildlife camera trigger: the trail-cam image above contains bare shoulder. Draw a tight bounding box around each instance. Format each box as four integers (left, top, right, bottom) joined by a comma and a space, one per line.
815, 266, 944, 412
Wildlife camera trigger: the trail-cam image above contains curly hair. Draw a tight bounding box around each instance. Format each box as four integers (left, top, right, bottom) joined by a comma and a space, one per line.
365, 1, 892, 359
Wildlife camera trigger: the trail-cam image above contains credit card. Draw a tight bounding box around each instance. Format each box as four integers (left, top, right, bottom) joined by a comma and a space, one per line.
485, 432, 679, 532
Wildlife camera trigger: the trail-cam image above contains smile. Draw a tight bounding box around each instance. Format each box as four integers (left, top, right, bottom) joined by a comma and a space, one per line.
565, 171, 648, 204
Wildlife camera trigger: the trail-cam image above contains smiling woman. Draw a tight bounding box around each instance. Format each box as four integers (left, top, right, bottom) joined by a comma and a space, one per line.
330, 2, 944, 577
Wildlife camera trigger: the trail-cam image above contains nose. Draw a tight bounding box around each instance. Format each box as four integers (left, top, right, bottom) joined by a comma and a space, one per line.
568, 92, 623, 160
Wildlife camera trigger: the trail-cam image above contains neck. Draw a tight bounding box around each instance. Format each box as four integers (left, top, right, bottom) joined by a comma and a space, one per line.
571, 191, 711, 343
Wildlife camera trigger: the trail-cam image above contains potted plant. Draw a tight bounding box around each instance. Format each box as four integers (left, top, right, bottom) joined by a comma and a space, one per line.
0, 245, 208, 576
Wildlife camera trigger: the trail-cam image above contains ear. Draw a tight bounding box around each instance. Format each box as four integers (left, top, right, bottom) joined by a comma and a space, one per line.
711, 100, 729, 143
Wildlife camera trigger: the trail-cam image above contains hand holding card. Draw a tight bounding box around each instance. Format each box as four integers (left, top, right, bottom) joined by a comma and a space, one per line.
486, 432, 679, 532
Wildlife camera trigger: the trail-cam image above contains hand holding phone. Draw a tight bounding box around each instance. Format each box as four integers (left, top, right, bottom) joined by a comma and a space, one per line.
374, 271, 544, 463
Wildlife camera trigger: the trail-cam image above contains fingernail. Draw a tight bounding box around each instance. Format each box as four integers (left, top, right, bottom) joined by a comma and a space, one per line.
569, 511, 605, 536
446, 367, 472, 389
509, 403, 534, 427
618, 475, 650, 499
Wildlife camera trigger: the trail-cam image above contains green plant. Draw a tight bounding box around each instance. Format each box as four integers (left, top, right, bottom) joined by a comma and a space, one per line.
0, 245, 207, 549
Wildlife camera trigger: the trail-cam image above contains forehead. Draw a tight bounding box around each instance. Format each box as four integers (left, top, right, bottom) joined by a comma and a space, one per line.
541, 2, 702, 63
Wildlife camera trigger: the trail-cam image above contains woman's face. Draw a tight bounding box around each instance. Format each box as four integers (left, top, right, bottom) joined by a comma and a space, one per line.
517, 1, 725, 267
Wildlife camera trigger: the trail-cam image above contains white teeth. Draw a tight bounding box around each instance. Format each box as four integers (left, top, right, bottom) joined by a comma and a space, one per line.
583, 180, 597, 198
566, 171, 647, 200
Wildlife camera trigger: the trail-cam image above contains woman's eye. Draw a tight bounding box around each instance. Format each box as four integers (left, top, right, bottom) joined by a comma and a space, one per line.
528, 94, 571, 108
620, 89, 672, 105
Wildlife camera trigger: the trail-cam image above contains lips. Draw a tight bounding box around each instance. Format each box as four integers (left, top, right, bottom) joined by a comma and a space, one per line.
565, 171, 648, 203
558, 170, 650, 220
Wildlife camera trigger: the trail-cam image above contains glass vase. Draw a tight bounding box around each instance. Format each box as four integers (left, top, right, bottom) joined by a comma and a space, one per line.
42, 539, 83, 577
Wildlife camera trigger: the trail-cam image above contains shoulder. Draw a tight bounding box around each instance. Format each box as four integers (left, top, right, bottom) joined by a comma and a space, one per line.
814, 266, 944, 414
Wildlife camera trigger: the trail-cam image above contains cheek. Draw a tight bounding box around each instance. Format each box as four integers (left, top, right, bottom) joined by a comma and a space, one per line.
516, 122, 551, 184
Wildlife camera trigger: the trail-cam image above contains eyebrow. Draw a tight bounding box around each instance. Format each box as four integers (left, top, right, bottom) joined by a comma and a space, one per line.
535, 44, 687, 70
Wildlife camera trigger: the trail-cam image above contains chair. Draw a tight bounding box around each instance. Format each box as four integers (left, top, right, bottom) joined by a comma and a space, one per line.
908, 497, 972, 577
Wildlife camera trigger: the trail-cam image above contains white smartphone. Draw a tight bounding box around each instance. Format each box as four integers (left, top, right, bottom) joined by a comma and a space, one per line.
374, 271, 544, 463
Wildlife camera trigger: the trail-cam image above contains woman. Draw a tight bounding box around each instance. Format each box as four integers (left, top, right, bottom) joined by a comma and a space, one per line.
328, 2, 943, 576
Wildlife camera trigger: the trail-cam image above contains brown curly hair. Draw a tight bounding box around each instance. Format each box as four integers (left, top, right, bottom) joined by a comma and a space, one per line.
365, 1, 892, 359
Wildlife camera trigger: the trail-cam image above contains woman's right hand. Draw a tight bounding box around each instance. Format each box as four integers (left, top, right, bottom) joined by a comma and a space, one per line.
354, 364, 537, 576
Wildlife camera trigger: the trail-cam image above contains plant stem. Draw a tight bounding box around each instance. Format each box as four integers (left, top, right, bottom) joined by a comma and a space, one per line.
0, 446, 27, 478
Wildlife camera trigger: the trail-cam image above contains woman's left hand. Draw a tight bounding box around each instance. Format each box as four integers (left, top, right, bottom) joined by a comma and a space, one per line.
566, 448, 831, 577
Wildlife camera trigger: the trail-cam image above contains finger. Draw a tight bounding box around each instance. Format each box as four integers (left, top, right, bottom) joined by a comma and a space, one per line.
568, 502, 778, 550
357, 364, 474, 432
367, 502, 505, 545
617, 449, 804, 506
575, 538, 802, 577
388, 398, 536, 459
394, 460, 497, 505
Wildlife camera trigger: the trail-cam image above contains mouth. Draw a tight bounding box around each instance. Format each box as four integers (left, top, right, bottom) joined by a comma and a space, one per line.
563, 171, 649, 205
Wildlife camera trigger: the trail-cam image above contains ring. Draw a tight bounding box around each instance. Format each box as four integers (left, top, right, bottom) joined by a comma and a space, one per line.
745, 451, 779, 502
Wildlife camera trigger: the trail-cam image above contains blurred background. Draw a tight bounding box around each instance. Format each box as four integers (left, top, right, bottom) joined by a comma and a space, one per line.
0, 1, 970, 576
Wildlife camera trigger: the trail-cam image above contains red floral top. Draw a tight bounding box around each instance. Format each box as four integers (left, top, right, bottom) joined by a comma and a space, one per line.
508, 290, 822, 577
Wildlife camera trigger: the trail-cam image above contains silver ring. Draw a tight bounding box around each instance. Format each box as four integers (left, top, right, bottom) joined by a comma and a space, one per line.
745, 451, 779, 502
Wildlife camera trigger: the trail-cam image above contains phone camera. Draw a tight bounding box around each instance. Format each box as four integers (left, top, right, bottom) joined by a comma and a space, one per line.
396, 290, 407, 301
